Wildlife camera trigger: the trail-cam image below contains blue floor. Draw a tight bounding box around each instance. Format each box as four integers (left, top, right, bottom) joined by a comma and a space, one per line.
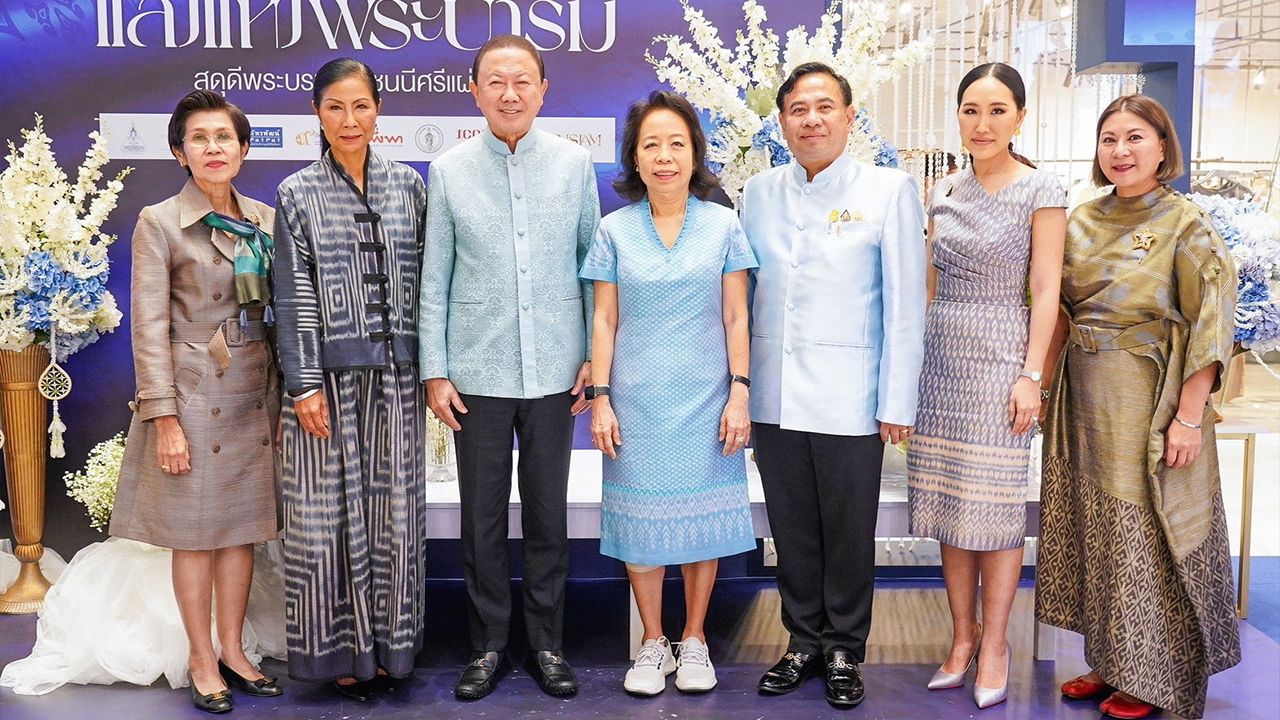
2, 577, 1278, 719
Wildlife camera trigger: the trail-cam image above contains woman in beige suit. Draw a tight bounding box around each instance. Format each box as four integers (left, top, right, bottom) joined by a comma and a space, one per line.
109, 90, 283, 714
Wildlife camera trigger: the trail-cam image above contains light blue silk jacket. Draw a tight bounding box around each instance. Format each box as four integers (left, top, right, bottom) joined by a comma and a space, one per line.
419, 128, 599, 398
741, 154, 927, 436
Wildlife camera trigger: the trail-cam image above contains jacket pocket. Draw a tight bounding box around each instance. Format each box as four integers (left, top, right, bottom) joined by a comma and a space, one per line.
812, 340, 873, 349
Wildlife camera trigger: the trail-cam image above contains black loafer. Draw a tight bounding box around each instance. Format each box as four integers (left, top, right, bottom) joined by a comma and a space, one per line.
758, 651, 821, 694
218, 661, 284, 697
824, 651, 865, 707
189, 673, 233, 714
331, 678, 374, 703
455, 651, 508, 700
525, 650, 578, 696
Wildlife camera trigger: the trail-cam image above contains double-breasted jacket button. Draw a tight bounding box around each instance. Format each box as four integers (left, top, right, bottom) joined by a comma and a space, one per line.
215, 369, 225, 378
211, 407, 221, 416
261, 438, 270, 447
213, 256, 223, 265
256, 400, 265, 409
212, 444, 221, 453
212, 292, 223, 301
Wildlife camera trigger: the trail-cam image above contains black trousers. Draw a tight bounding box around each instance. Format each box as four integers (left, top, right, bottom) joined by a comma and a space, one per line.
752, 422, 885, 660
454, 392, 575, 652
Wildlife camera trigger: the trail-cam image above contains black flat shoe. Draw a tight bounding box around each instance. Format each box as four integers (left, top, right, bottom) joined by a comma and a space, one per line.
525, 650, 578, 696
189, 673, 233, 714
218, 661, 283, 697
331, 678, 374, 703
455, 651, 508, 700
758, 651, 821, 694
824, 651, 865, 707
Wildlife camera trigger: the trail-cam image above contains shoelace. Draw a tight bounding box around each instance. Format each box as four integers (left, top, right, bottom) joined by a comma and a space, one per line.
633, 642, 668, 670
679, 642, 711, 668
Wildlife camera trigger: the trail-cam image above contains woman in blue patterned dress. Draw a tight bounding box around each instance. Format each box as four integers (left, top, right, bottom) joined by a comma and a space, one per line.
273, 58, 428, 700
580, 91, 756, 696
906, 63, 1067, 708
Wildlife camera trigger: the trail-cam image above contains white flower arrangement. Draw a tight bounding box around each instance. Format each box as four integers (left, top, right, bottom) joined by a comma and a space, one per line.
1189, 193, 1280, 353
647, 0, 931, 205
0, 114, 131, 358
63, 433, 126, 532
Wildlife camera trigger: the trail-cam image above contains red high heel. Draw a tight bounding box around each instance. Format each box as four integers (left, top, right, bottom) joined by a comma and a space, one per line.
1060, 674, 1111, 699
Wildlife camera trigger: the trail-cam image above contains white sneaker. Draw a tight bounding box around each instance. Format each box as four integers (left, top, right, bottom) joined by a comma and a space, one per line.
624, 636, 676, 695
675, 636, 717, 692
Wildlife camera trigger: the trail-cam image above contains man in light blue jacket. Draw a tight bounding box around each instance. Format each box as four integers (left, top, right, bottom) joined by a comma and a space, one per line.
418, 35, 598, 700
741, 62, 926, 708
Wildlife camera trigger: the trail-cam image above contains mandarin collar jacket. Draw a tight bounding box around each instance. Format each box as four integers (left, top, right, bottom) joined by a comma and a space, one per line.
740, 154, 927, 436
418, 127, 599, 399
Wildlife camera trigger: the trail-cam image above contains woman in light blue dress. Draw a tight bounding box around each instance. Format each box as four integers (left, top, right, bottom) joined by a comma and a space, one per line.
580, 91, 756, 696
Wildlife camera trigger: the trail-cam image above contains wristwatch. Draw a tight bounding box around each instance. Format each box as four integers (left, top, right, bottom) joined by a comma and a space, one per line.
1018, 369, 1042, 383
585, 385, 611, 400
730, 374, 751, 388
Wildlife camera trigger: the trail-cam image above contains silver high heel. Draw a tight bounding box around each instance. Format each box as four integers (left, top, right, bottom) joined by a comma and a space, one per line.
926, 623, 982, 690
973, 641, 1010, 709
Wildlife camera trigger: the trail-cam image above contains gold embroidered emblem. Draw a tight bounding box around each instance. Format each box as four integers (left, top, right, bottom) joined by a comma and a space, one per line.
1132, 227, 1155, 251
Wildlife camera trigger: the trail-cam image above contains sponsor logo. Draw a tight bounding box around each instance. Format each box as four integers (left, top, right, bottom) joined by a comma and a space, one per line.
457, 128, 482, 140
250, 127, 283, 148
415, 124, 443, 154
295, 130, 321, 147
122, 122, 145, 155
560, 132, 605, 148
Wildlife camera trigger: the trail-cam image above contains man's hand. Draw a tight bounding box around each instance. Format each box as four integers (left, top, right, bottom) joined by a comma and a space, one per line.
426, 378, 468, 431
570, 361, 592, 415
879, 422, 913, 445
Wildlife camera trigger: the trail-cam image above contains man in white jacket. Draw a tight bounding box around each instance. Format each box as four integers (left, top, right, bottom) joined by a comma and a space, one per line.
741, 62, 926, 708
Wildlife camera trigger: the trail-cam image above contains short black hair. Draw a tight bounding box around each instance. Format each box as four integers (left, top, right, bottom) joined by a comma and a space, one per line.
775, 62, 853, 112
472, 34, 546, 83
613, 91, 720, 202
167, 90, 251, 174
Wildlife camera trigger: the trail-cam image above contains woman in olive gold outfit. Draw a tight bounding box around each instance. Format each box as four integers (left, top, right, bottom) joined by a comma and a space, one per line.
1034, 94, 1241, 720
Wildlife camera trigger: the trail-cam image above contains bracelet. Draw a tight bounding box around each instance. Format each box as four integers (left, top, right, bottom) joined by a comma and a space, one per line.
730, 374, 751, 388
585, 385, 610, 400
1172, 416, 1202, 430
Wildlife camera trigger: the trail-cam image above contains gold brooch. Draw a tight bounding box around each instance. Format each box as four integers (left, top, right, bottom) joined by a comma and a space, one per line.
1132, 227, 1155, 251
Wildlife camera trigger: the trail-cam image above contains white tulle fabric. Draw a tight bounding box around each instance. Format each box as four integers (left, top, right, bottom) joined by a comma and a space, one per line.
0, 537, 286, 695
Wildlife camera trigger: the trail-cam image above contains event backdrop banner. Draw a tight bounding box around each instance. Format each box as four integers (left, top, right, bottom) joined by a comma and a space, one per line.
0, 0, 827, 548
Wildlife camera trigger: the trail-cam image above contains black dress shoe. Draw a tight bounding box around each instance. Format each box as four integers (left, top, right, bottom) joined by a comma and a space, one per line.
218, 661, 284, 697
758, 651, 821, 694
331, 678, 375, 702
455, 651, 508, 700
189, 673, 233, 714
525, 650, 578, 696
824, 651, 865, 707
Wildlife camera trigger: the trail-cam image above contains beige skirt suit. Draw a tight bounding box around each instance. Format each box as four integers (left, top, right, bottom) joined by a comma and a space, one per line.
109, 179, 281, 551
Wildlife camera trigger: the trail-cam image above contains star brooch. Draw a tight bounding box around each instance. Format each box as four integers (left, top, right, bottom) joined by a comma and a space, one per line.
1131, 227, 1155, 251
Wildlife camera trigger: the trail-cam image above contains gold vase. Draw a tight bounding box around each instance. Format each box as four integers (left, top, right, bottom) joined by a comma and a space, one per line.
0, 344, 52, 613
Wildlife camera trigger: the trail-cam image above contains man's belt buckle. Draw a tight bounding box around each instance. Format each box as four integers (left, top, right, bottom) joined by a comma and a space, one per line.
222, 318, 245, 347
1077, 325, 1098, 353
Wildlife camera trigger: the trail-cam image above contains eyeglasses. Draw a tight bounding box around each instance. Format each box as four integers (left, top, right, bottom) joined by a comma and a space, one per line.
185, 132, 239, 148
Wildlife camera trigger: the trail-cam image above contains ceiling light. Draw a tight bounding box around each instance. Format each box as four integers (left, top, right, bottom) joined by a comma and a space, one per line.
899, 2, 913, 14
1253, 67, 1267, 90
1059, 5, 1072, 18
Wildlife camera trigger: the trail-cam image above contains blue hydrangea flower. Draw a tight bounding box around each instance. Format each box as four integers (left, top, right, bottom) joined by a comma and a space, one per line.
15, 294, 52, 332
24, 251, 69, 298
